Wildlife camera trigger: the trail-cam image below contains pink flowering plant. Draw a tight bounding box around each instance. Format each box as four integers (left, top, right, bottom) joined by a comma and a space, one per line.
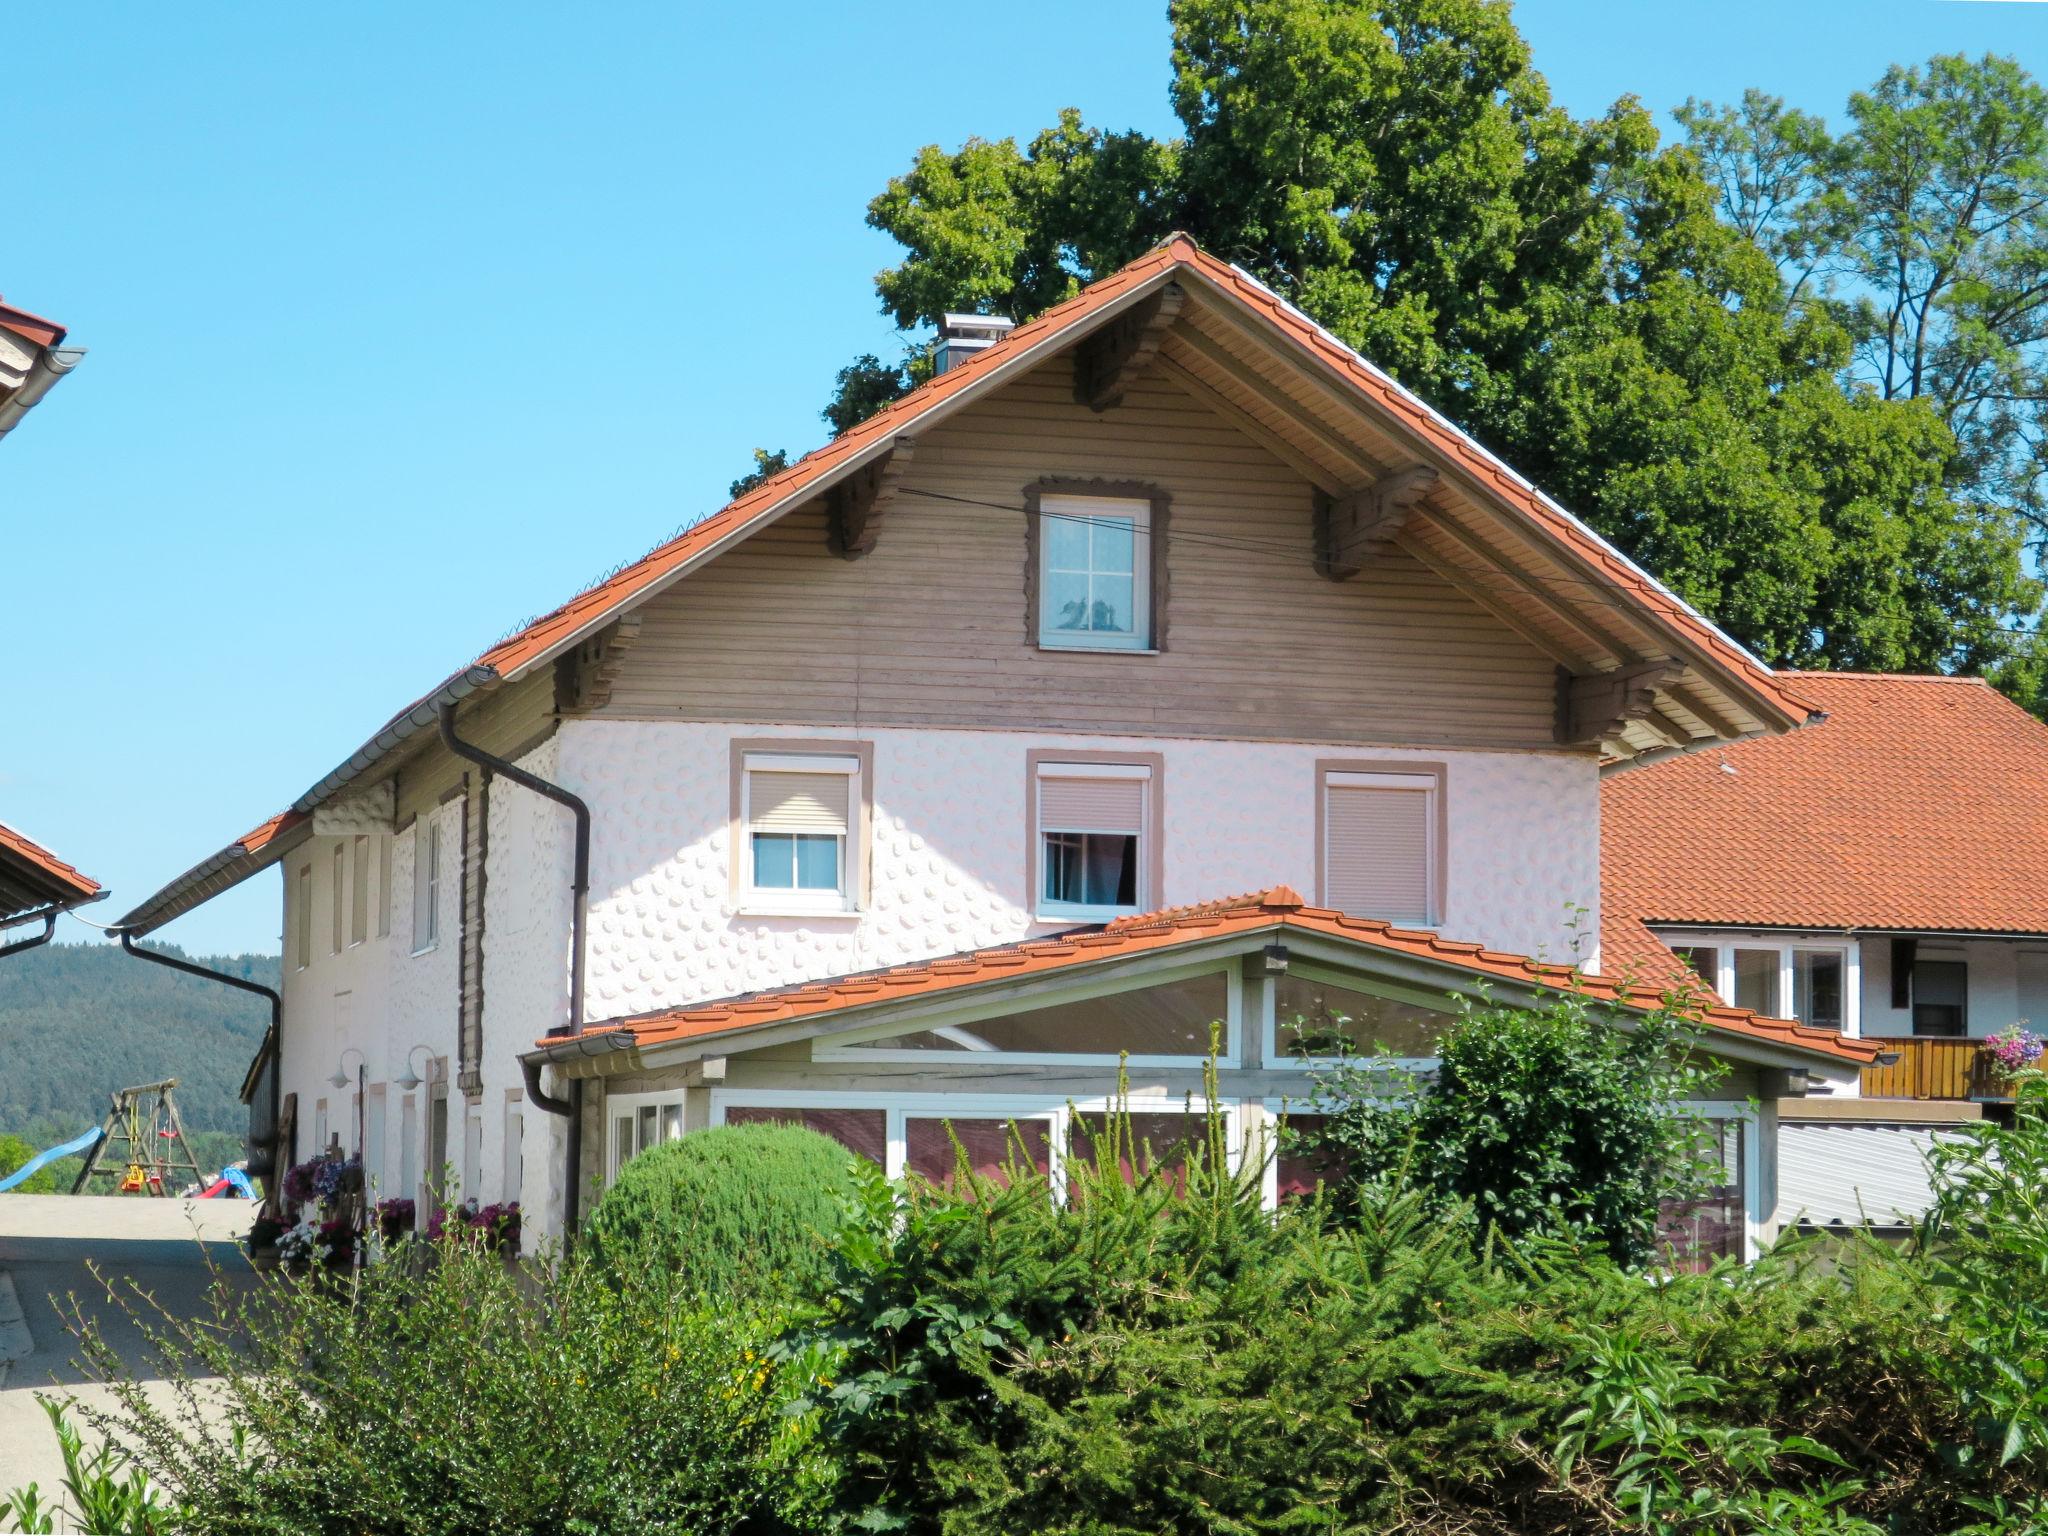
1984, 1024, 2046, 1075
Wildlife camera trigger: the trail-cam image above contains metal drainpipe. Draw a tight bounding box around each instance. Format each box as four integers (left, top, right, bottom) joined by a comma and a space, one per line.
116, 930, 284, 1204
438, 705, 591, 1233
0, 911, 58, 959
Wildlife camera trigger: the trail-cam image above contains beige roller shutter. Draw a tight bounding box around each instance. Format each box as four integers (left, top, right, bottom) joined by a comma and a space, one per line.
750, 771, 852, 835
1325, 780, 1433, 924
1039, 772, 1146, 834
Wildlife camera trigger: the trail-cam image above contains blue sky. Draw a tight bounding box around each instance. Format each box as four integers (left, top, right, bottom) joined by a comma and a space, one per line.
8, 0, 2047, 956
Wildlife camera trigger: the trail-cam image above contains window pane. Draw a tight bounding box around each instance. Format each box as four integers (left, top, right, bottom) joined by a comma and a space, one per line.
1043, 570, 1091, 635
612, 1116, 633, 1180
722, 1106, 887, 1165
1273, 975, 1451, 1059
1792, 952, 1844, 1031
661, 1103, 684, 1142
1091, 514, 1135, 573
1042, 831, 1136, 908
752, 832, 796, 888
1086, 571, 1136, 635
1673, 947, 1718, 990
636, 1105, 657, 1156
1658, 1118, 1745, 1273
793, 834, 840, 891
1275, 1112, 1344, 1201
1070, 1112, 1208, 1193
1044, 512, 1089, 570
905, 1117, 1054, 1190
1912, 959, 1968, 1037
848, 970, 1229, 1057
1732, 950, 1780, 1015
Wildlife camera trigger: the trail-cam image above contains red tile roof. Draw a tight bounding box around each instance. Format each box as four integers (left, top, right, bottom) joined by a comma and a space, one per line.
1604, 672, 2048, 953
0, 818, 101, 920
568, 886, 1876, 1067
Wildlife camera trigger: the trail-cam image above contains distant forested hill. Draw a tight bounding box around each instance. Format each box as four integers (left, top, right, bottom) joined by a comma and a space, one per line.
0, 941, 277, 1148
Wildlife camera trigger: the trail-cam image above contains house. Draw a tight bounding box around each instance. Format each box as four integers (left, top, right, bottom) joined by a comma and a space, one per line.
0, 297, 84, 445
111, 237, 1878, 1260
1, 820, 102, 956
1604, 671, 2048, 1230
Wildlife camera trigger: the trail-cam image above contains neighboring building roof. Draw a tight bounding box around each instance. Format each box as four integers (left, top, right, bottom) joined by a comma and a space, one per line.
0, 819, 103, 925
1604, 672, 2048, 963
0, 295, 85, 444
121, 235, 1812, 934
552, 887, 1878, 1069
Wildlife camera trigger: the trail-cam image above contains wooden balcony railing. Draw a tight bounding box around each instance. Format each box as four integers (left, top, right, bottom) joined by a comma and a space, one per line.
1859, 1036, 2012, 1101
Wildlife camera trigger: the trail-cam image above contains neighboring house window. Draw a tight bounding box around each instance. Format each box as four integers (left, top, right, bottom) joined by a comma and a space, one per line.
1318, 766, 1440, 926
331, 845, 346, 955
1664, 938, 1854, 1032
294, 864, 311, 971
1792, 950, 1845, 1032
1912, 959, 1968, 1037
1673, 946, 1718, 990
1731, 948, 1780, 1016
412, 817, 441, 954
1034, 492, 1158, 651
350, 836, 370, 947
740, 752, 860, 910
1033, 757, 1158, 920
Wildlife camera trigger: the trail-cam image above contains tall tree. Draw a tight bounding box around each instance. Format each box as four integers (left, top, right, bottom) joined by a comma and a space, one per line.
800, 0, 2038, 680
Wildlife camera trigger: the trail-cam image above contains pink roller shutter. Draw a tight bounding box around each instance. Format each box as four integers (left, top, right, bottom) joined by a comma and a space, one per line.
1325, 785, 1432, 923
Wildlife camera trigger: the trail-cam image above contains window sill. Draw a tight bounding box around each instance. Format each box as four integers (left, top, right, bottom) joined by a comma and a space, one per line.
735, 902, 862, 921
1035, 905, 1141, 925
411, 942, 439, 958
1036, 643, 1161, 657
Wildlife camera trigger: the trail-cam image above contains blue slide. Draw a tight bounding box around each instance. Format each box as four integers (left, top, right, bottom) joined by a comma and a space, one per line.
0, 1126, 104, 1192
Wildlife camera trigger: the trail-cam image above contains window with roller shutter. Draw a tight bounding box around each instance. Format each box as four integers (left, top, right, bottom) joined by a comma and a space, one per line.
1034, 759, 1156, 919
1319, 768, 1439, 926
743, 753, 858, 909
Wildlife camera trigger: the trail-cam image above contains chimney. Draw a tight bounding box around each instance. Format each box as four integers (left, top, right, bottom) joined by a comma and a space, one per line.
934, 312, 1016, 374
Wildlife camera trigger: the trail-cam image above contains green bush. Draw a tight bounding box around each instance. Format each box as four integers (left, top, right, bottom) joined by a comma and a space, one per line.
0, 1132, 59, 1194
62, 1234, 817, 1536
787, 1102, 2040, 1536
1292, 987, 1726, 1265
587, 1121, 865, 1304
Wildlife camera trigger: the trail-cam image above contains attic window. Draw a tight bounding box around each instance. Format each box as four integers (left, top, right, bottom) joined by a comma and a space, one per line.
1033, 492, 1161, 652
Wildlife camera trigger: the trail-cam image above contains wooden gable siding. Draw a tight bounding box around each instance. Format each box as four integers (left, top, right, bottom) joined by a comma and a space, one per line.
586, 357, 1564, 750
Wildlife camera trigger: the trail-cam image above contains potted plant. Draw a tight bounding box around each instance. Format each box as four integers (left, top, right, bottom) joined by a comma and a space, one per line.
275, 1220, 318, 1275
374, 1196, 416, 1245
472, 1201, 521, 1256
244, 1213, 288, 1271
1982, 1024, 2045, 1082
316, 1214, 361, 1271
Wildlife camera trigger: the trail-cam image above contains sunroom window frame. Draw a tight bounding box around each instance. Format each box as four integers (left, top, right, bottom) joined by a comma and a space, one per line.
1259, 958, 1459, 1073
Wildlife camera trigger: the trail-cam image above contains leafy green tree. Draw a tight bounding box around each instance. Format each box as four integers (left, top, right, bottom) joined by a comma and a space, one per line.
0, 1131, 58, 1194
827, 0, 2040, 680
728, 446, 790, 498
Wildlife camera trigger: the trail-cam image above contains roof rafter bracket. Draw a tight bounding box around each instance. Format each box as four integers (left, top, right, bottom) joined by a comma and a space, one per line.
827, 436, 917, 560
1315, 465, 1439, 580
1074, 282, 1185, 411
1556, 658, 1684, 747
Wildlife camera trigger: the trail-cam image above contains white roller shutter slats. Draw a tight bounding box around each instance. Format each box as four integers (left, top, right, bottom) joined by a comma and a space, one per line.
1039, 773, 1146, 835
1326, 780, 1432, 924
751, 770, 852, 836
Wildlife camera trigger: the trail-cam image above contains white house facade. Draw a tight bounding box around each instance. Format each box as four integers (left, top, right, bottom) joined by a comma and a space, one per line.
114, 238, 1876, 1259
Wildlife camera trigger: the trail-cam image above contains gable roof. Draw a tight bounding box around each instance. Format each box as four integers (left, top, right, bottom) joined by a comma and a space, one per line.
0, 819, 103, 925
549, 886, 1877, 1070
1604, 672, 2048, 961
120, 235, 1811, 934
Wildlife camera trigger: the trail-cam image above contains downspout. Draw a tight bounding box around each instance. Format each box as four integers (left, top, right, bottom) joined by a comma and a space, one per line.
0, 911, 57, 959
116, 930, 283, 1204
438, 705, 591, 1232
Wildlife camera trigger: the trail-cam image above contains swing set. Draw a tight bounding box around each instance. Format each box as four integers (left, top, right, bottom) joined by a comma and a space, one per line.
70, 1078, 206, 1196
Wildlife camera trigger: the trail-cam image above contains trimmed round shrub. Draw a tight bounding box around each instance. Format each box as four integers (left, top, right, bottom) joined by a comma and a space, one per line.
586, 1122, 862, 1303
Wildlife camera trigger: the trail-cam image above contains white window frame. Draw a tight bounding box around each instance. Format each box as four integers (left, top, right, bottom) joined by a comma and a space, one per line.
1034, 760, 1151, 923
1320, 769, 1440, 927
1671, 1100, 1765, 1264
1659, 931, 1860, 1037
411, 816, 441, 957
739, 752, 860, 916
816, 955, 1239, 1068
604, 1088, 690, 1185
709, 1087, 1245, 1194
1260, 959, 1457, 1073
1036, 494, 1155, 653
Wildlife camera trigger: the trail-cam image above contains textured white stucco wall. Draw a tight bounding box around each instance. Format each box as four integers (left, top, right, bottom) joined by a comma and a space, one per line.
559, 720, 1600, 1024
